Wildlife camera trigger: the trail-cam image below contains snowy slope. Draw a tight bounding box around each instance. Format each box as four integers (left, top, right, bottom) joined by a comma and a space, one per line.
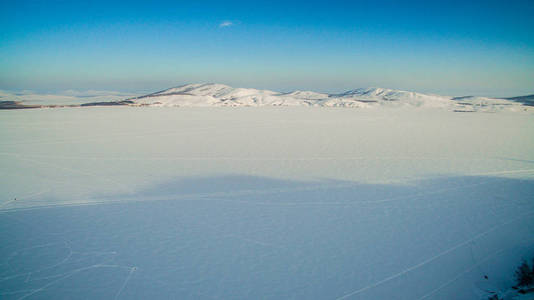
128, 83, 526, 111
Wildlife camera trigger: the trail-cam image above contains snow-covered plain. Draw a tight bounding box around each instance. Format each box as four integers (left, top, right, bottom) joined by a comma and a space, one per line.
1, 106, 534, 299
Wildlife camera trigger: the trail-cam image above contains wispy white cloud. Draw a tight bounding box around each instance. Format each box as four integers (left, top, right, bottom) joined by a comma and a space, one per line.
219, 21, 234, 28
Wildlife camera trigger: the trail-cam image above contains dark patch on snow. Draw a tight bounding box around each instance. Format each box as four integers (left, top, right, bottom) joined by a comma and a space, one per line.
504, 94, 534, 106
80, 100, 134, 107
0, 101, 42, 110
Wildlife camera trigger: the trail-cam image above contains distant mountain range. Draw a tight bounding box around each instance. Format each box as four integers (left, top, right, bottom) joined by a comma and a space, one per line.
1, 83, 533, 111
124, 83, 531, 112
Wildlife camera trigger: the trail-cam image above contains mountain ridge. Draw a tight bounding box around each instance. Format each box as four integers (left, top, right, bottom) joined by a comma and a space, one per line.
125, 83, 528, 112
1, 84, 531, 111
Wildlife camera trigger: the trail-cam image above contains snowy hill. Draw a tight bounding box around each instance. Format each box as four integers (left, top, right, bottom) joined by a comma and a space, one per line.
330, 87, 452, 108
132, 83, 311, 107
127, 83, 527, 111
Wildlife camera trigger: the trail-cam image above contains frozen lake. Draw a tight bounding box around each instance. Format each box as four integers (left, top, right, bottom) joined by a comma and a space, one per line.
1, 107, 534, 299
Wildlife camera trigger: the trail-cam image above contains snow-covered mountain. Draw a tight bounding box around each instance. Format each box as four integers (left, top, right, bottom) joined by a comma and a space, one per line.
1, 84, 529, 112
132, 83, 315, 107
125, 83, 526, 111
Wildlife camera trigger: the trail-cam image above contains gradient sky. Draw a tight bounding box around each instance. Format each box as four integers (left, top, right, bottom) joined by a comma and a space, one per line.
1, 0, 533, 96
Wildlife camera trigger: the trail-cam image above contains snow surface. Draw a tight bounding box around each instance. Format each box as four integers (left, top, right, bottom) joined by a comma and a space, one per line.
1, 107, 534, 299
127, 83, 529, 112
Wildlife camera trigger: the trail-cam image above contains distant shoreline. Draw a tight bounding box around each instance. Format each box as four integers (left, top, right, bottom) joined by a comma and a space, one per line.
0, 100, 133, 110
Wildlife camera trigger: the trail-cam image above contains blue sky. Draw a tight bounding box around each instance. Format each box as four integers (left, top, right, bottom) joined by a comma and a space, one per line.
1, 0, 533, 96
